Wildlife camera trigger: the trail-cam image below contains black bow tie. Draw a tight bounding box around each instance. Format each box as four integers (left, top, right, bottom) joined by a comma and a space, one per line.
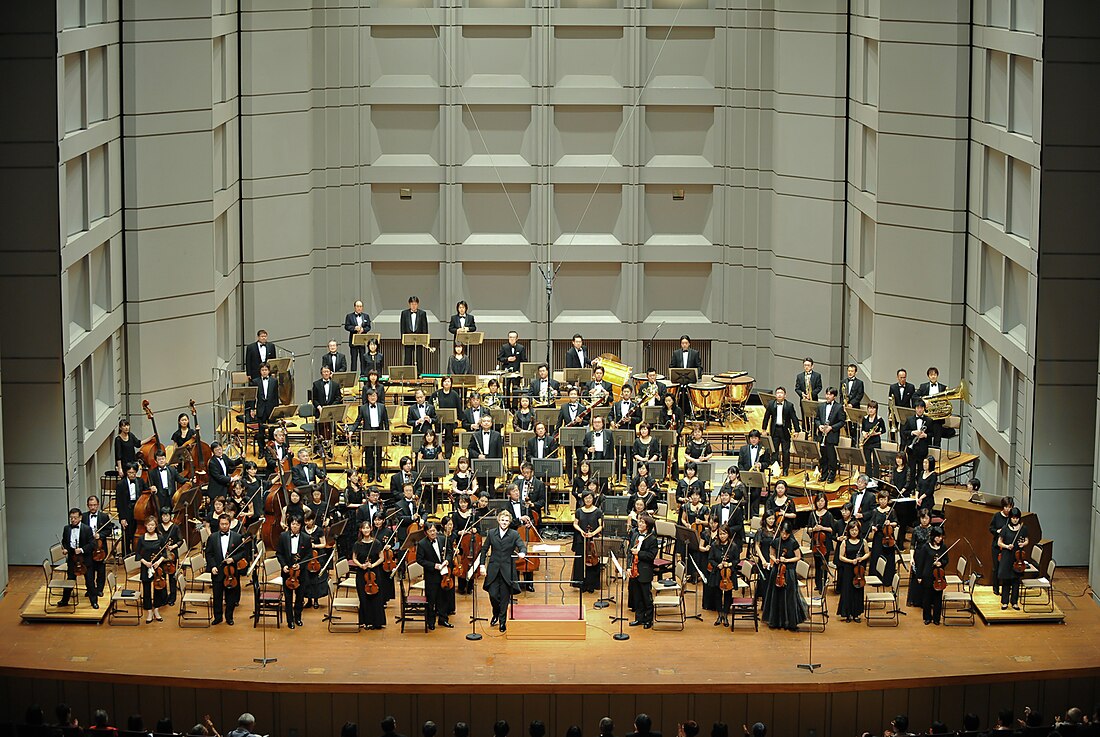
221, 532, 230, 537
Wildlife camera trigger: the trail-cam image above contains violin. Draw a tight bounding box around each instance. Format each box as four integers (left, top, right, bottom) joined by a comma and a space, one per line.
381, 545, 397, 572
852, 558, 866, 589
774, 558, 787, 588
362, 567, 379, 595
70, 547, 88, 577
90, 514, 116, 563
284, 554, 302, 590
1010, 526, 1027, 572
718, 540, 736, 591
811, 510, 829, 557
584, 525, 599, 567
932, 566, 947, 591
219, 539, 253, 590
629, 551, 639, 579
149, 536, 175, 591
306, 547, 323, 574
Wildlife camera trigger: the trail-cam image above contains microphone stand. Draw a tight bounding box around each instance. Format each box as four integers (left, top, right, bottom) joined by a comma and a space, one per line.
687, 554, 707, 621
609, 552, 629, 641
248, 551, 277, 666
466, 569, 483, 641
643, 322, 664, 378
797, 563, 820, 673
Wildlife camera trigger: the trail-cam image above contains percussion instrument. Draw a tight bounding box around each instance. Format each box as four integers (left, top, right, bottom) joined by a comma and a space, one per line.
724, 375, 755, 405
595, 357, 632, 400
688, 382, 725, 412
632, 372, 665, 388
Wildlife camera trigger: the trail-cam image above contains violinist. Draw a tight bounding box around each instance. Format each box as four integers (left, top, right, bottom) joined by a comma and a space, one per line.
362, 339, 384, 379
350, 520, 386, 629
354, 388, 389, 482
996, 507, 1028, 611
988, 491, 1012, 597
631, 423, 662, 477
706, 524, 740, 627
371, 513, 397, 602
627, 514, 658, 629
225, 500, 245, 536
283, 488, 306, 529
764, 480, 797, 526
807, 493, 835, 594
761, 522, 807, 631
675, 461, 705, 505
684, 425, 713, 465
448, 456, 478, 498
525, 421, 558, 463
290, 448, 326, 490
408, 389, 436, 436
660, 394, 684, 480
204, 496, 228, 534
557, 388, 586, 478
914, 456, 938, 512
831, 503, 854, 589
149, 449, 188, 512
512, 396, 535, 436
418, 429, 444, 465
717, 467, 747, 542
238, 463, 262, 523
679, 487, 709, 583
914, 525, 948, 624
136, 516, 168, 623
59, 508, 96, 609
837, 520, 869, 622
628, 477, 660, 515
709, 486, 742, 543
626, 497, 648, 533
753, 514, 779, 600
115, 462, 148, 556
306, 485, 330, 526
113, 418, 142, 476
439, 516, 459, 619
571, 490, 604, 594
157, 507, 183, 606
354, 487, 384, 529
513, 462, 546, 521
415, 523, 452, 630
395, 483, 424, 542
431, 375, 462, 459
262, 427, 292, 477
205, 513, 245, 625
207, 441, 242, 500
82, 495, 111, 599
867, 489, 898, 586
389, 456, 419, 502
626, 461, 653, 499
301, 510, 329, 611
679, 486, 709, 528
473, 509, 528, 632
277, 515, 311, 628
450, 495, 476, 595
906, 508, 933, 608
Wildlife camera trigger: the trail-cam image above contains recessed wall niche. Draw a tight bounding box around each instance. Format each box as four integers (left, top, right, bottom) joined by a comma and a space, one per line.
643, 106, 716, 168
642, 185, 714, 247
368, 105, 441, 166
459, 105, 535, 168
462, 26, 534, 89
641, 262, 713, 321
553, 27, 627, 90
552, 184, 625, 247
366, 26, 440, 89
370, 184, 441, 245
552, 106, 627, 168
459, 185, 533, 246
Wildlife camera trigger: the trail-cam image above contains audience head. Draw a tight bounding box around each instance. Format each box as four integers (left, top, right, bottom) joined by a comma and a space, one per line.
423, 721, 438, 737
928, 722, 948, 735
599, 718, 614, 736
530, 721, 546, 737
962, 714, 980, 731
634, 715, 652, 735
382, 716, 398, 733
748, 724, 766, 737
565, 727, 582, 737
494, 721, 510, 737
454, 723, 470, 737
94, 710, 110, 728
127, 715, 145, 732
341, 723, 359, 737
710, 723, 728, 737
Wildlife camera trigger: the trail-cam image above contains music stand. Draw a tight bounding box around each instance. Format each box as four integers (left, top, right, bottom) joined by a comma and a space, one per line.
360, 430, 391, 480
489, 407, 508, 428
800, 398, 822, 423
435, 408, 458, 426
450, 374, 478, 388
270, 404, 297, 421
792, 439, 822, 469
756, 434, 776, 454
651, 429, 675, 447
507, 431, 534, 448
332, 371, 358, 390
268, 357, 293, 375
484, 500, 509, 517
532, 458, 562, 483
875, 448, 900, 473
418, 458, 449, 511
472, 459, 503, 488
694, 461, 715, 488
351, 332, 381, 347
669, 368, 698, 385
559, 426, 586, 450
836, 447, 867, 480
589, 459, 614, 483
844, 406, 867, 426
672, 523, 705, 621
534, 407, 560, 429
591, 406, 612, 425
229, 386, 257, 406
757, 390, 776, 406
456, 331, 484, 347
564, 368, 593, 385
638, 460, 666, 482
602, 495, 630, 516
519, 362, 540, 382
741, 470, 766, 490
389, 365, 418, 381
641, 407, 662, 425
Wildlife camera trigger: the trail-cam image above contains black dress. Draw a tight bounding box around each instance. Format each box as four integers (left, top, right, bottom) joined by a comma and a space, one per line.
997, 523, 1028, 606
432, 389, 463, 455
451, 511, 476, 594
135, 532, 168, 610
706, 538, 740, 614
915, 471, 938, 512
684, 439, 712, 463
867, 505, 898, 586
302, 526, 329, 600
836, 538, 866, 619
906, 523, 933, 607
677, 502, 710, 580
753, 528, 776, 600
353, 538, 386, 627
761, 536, 807, 629
571, 507, 604, 592
513, 410, 535, 432
807, 509, 835, 593
114, 433, 142, 469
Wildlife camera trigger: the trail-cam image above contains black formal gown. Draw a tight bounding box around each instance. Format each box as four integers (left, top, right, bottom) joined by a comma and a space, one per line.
354, 538, 387, 627
761, 536, 807, 629
836, 538, 867, 619
571, 507, 604, 592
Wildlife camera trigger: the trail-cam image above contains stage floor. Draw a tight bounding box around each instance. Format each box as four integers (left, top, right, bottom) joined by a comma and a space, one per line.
3, 565, 1097, 694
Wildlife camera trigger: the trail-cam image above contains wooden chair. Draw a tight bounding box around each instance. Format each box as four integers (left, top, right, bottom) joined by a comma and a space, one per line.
398, 561, 430, 633
251, 557, 283, 628
49, 543, 69, 578
943, 555, 967, 591
327, 580, 361, 633
1021, 559, 1056, 613
41, 560, 76, 613
177, 571, 213, 628
864, 573, 900, 626
729, 560, 758, 631
106, 571, 140, 625
652, 562, 686, 630
943, 572, 977, 626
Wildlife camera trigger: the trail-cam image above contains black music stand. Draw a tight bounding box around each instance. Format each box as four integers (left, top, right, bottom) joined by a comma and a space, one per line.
588, 460, 614, 485
641, 406, 662, 425
609, 551, 629, 640
875, 448, 900, 475
636, 460, 666, 483
401, 334, 431, 374
472, 458, 503, 493
836, 447, 867, 482
672, 523, 705, 620
792, 439, 822, 473
534, 408, 560, 429
532, 457, 562, 484
359, 430, 391, 482
417, 458, 449, 511
564, 368, 593, 386
601, 495, 630, 516
611, 429, 634, 480
507, 430, 533, 469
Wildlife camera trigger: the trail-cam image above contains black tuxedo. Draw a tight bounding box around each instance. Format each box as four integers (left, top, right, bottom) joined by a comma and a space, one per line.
889, 382, 915, 409
60, 523, 96, 605
311, 378, 341, 410
525, 434, 559, 461
390, 471, 421, 502
82, 510, 112, 595
513, 475, 547, 515
476, 526, 527, 621
355, 401, 389, 479
250, 375, 280, 425
467, 429, 504, 459
917, 381, 949, 447
584, 429, 614, 460
400, 308, 429, 368
737, 443, 770, 473
794, 370, 822, 402
319, 351, 347, 374
902, 414, 933, 474
669, 348, 702, 372
276, 530, 312, 621
917, 381, 947, 399
762, 398, 799, 475
557, 401, 586, 477
407, 402, 436, 434
447, 313, 477, 336
290, 462, 326, 490
344, 310, 372, 373
842, 377, 865, 407
609, 398, 639, 429
416, 535, 449, 623
206, 454, 242, 499
205, 529, 246, 620
148, 464, 188, 511
566, 345, 595, 369
815, 401, 845, 481
462, 406, 490, 432
710, 501, 744, 535
262, 441, 293, 475
394, 496, 424, 538
586, 379, 614, 400
245, 341, 277, 381
527, 377, 560, 401
638, 380, 667, 405
115, 476, 147, 554
849, 487, 877, 525
496, 341, 528, 369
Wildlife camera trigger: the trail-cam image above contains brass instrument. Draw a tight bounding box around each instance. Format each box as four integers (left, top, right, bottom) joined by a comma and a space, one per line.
924, 381, 968, 421
638, 382, 660, 406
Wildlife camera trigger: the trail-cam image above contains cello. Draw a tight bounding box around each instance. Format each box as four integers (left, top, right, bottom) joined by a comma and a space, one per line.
260, 453, 293, 551
185, 399, 213, 485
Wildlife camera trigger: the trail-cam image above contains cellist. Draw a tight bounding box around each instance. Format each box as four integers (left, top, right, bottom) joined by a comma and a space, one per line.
59, 508, 96, 609
115, 462, 148, 556
82, 495, 111, 600
204, 513, 244, 625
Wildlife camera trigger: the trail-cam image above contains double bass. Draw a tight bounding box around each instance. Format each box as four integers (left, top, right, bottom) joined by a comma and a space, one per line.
261, 452, 294, 551
132, 401, 162, 549
183, 399, 213, 485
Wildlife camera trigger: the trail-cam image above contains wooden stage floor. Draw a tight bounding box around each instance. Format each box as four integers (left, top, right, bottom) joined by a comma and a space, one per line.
2, 565, 1097, 695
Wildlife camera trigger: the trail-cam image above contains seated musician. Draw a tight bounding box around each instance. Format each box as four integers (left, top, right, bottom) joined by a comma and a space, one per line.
462, 392, 489, 432
528, 364, 560, 405
512, 462, 546, 521
263, 426, 293, 476
684, 425, 713, 464
290, 448, 326, 490
389, 455, 421, 500
586, 366, 614, 404
525, 421, 559, 461
482, 378, 504, 409
361, 368, 386, 405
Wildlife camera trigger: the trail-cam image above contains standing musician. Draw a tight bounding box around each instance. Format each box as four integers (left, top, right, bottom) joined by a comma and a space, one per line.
360, 368, 386, 405
395, 483, 425, 541
996, 507, 1029, 611
320, 339, 348, 375
761, 522, 807, 631
627, 514, 658, 629
794, 357, 822, 404
528, 364, 560, 405
431, 375, 462, 459
557, 388, 587, 478
149, 449, 188, 512
639, 368, 667, 407
807, 494, 835, 593
631, 423, 662, 480
512, 463, 546, 522
497, 330, 528, 403
290, 448, 326, 490
277, 515, 312, 629
709, 486, 744, 545
670, 335, 703, 372
362, 339, 385, 378
400, 296, 429, 371
866, 489, 898, 586
408, 389, 436, 436
512, 395, 535, 435
263, 426, 293, 476
659, 393, 685, 481
352, 389, 389, 482
115, 462, 148, 556
706, 524, 740, 627
416, 522, 453, 629
762, 386, 799, 477
889, 368, 916, 410
849, 474, 878, 530
814, 387, 845, 484
860, 400, 887, 478
566, 334, 598, 369
59, 508, 96, 609
584, 415, 614, 462
764, 480, 797, 526
472, 509, 528, 632
447, 343, 472, 376
114, 418, 142, 476
462, 392, 489, 433
350, 520, 386, 629
82, 495, 111, 600
841, 363, 865, 408
467, 414, 504, 491
836, 520, 869, 623
737, 429, 770, 517
249, 362, 280, 443
715, 468, 747, 545
914, 525, 948, 625
628, 476, 660, 515
586, 366, 614, 402
207, 441, 243, 500
684, 425, 713, 465
158, 507, 183, 607
525, 421, 558, 463
354, 487, 385, 530
205, 513, 245, 625
344, 300, 372, 374
917, 366, 949, 447
447, 300, 476, 343
571, 490, 604, 594
901, 399, 932, 479
312, 365, 342, 415
609, 384, 639, 476
988, 494, 1013, 598
244, 329, 277, 383
390, 456, 421, 501
135, 515, 168, 623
